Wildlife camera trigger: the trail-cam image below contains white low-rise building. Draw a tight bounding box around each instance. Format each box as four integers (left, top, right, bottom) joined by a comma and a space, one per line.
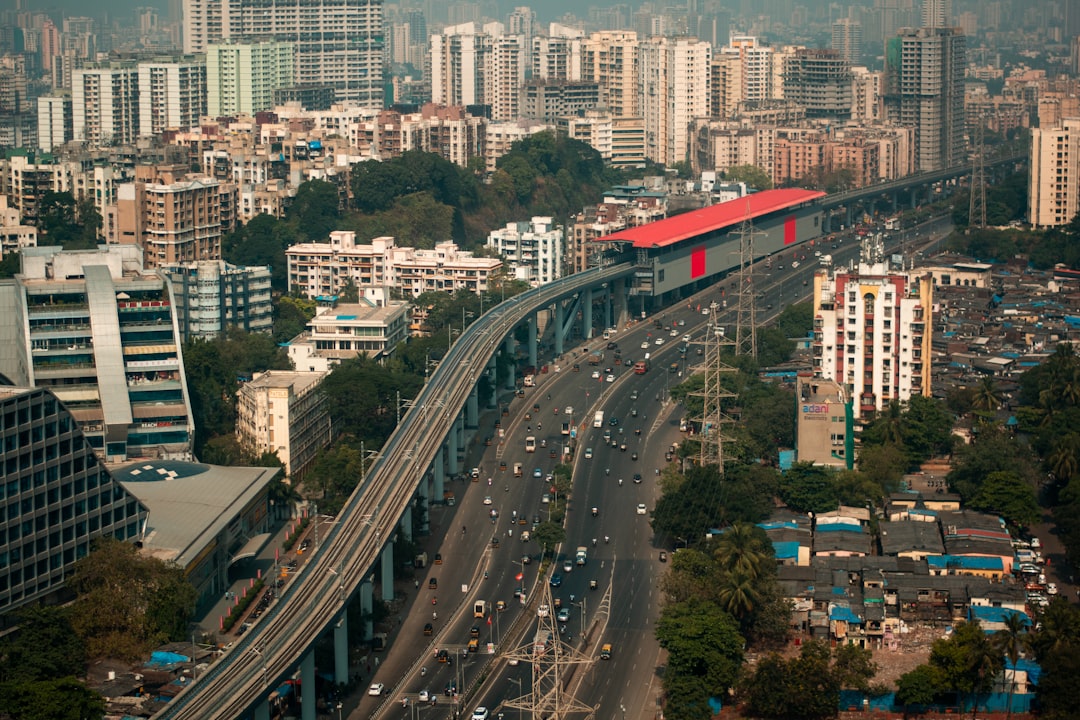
486, 216, 564, 286
286, 232, 502, 299
286, 299, 412, 372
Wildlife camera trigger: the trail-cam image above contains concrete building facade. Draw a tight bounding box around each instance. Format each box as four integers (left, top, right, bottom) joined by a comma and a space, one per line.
286, 232, 502, 299
638, 36, 711, 166
183, 0, 383, 106
286, 299, 411, 371
0, 386, 148, 613
160, 260, 274, 341
884, 27, 967, 172
137, 57, 207, 137
207, 41, 294, 117
811, 244, 933, 419
486, 216, 564, 286
235, 370, 330, 481
0, 245, 195, 463
72, 63, 140, 148
1028, 117, 1080, 228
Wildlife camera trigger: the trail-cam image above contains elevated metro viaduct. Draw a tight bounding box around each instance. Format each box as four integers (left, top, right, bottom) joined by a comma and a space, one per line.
156, 189, 831, 720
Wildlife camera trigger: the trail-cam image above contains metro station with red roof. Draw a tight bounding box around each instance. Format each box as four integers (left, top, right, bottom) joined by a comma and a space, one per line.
595, 188, 827, 303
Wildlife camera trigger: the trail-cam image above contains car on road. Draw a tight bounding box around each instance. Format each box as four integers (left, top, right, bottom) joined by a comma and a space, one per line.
591, 369, 601, 379
537, 604, 550, 617
640, 341, 650, 349
557, 608, 571, 623
550, 573, 563, 587
424, 622, 434, 635
683, 334, 691, 343
606, 374, 615, 383
669, 329, 678, 337
419, 690, 431, 702
1047, 583, 1058, 595
632, 473, 642, 483
600, 643, 612, 660
654, 337, 664, 345
630, 390, 639, 400
472, 709, 490, 720
584, 447, 593, 459
630, 407, 638, 417
483, 495, 492, 505
659, 551, 667, 562
563, 560, 573, 573
609, 416, 618, 426
368, 683, 385, 696
522, 554, 531, 565
444, 681, 457, 695
636, 503, 648, 515
541, 493, 550, 504
533, 467, 543, 478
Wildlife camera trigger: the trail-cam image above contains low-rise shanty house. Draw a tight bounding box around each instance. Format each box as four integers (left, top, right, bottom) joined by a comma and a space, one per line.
927, 554, 1006, 581
923, 493, 962, 512
759, 515, 813, 566
776, 564, 816, 630
886, 573, 954, 624
968, 580, 1027, 613
816, 505, 872, 528
968, 605, 1031, 633
940, 510, 1015, 574
879, 519, 945, 560
813, 518, 871, 558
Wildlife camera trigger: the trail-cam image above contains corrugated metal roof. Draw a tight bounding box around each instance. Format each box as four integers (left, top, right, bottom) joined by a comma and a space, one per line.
596, 188, 826, 249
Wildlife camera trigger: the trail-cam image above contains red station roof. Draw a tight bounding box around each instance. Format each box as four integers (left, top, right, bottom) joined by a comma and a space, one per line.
598, 188, 826, 249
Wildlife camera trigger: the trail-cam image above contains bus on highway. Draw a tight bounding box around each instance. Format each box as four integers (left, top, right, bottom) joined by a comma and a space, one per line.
593, 410, 604, 428
633, 360, 650, 374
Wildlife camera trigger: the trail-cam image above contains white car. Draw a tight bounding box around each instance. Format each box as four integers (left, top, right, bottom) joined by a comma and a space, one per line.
678, 319, 685, 326
483, 495, 492, 505
702, 308, 710, 315
473, 709, 490, 720
654, 337, 664, 345
683, 334, 691, 343
636, 503, 647, 515
419, 690, 431, 702
368, 683, 385, 696
606, 374, 615, 383
537, 604, 550, 618
669, 329, 678, 337
591, 370, 601, 379
641, 341, 650, 349
1031, 537, 1042, 548
1047, 583, 1058, 595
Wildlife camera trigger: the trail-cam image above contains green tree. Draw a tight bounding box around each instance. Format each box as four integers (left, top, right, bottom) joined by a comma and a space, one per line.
288, 179, 341, 242
724, 164, 774, 190
742, 640, 841, 720
0, 607, 86, 683
832, 643, 879, 693
0, 677, 106, 720
656, 597, 745, 719
947, 427, 1039, 504
993, 612, 1030, 720
929, 620, 1002, 719
221, 213, 296, 292
971, 377, 1003, 413
531, 521, 566, 556
896, 664, 944, 717
776, 301, 814, 339
968, 470, 1039, 528
779, 462, 840, 513
0, 250, 19, 278
651, 464, 727, 542
659, 548, 723, 605
66, 537, 197, 661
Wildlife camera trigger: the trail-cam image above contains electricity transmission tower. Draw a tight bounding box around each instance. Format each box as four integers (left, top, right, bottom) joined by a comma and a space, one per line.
732, 202, 763, 359
968, 116, 987, 230
502, 583, 594, 720
691, 309, 738, 471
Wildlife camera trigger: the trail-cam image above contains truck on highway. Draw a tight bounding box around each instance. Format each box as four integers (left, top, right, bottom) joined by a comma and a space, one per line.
525, 436, 536, 453
588, 351, 603, 365
474, 600, 487, 618
561, 421, 571, 435
576, 546, 588, 565
593, 410, 604, 428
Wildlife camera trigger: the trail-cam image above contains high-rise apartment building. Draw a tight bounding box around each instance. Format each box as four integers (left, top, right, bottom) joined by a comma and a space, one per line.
710, 53, 743, 119
115, 164, 236, 269
921, 0, 953, 28
138, 57, 207, 137
884, 27, 966, 172
782, 49, 853, 119
831, 18, 862, 63
638, 36, 711, 166
0, 245, 195, 463
581, 31, 639, 118
36, 93, 71, 151
429, 23, 491, 109
811, 243, 933, 420
532, 30, 584, 82
161, 260, 274, 341
182, 0, 383, 106
720, 35, 775, 103
488, 31, 525, 121
1028, 117, 1080, 228
486, 216, 564, 286
71, 63, 140, 147
207, 41, 293, 117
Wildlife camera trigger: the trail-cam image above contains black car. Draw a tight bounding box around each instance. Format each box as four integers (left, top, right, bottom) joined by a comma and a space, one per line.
633, 473, 642, 483
550, 573, 563, 587
609, 417, 619, 426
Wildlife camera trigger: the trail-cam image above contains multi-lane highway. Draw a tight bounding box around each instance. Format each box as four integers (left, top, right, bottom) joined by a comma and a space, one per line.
157, 264, 634, 720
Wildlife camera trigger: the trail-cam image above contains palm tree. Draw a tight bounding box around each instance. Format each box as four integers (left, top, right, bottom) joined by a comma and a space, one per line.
717, 569, 761, 621
1047, 433, 1080, 486
971, 377, 1002, 413
993, 611, 1030, 720
714, 522, 770, 579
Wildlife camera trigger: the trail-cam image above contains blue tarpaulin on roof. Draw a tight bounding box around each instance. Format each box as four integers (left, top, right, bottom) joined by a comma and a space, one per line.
778, 449, 795, 471
1065, 315, 1080, 327
146, 651, 189, 668
772, 541, 800, 560
830, 606, 862, 623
